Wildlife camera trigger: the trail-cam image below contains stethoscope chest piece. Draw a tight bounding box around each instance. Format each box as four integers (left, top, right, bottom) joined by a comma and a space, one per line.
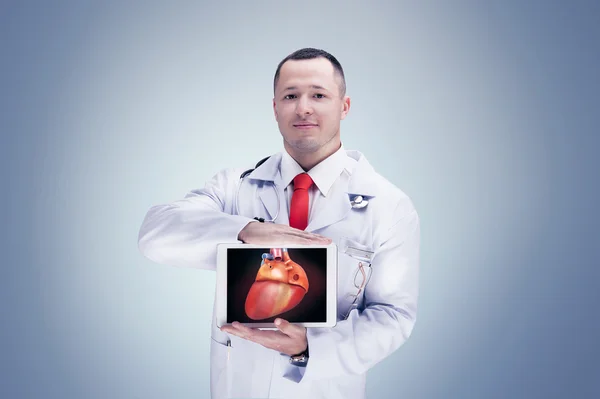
350, 195, 369, 209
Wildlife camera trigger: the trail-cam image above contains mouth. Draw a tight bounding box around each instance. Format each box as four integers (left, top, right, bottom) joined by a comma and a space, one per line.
293, 123, 318, 129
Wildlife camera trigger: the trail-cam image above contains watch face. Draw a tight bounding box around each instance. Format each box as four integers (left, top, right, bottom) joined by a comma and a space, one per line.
290, 356, 308, 367
295, 354, 308, 360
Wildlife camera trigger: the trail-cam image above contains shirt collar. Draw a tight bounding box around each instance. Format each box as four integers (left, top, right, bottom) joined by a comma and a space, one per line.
280, 144, 353, 197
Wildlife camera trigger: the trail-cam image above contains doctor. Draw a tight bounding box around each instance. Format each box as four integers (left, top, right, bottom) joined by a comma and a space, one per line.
138, 48, 420, 399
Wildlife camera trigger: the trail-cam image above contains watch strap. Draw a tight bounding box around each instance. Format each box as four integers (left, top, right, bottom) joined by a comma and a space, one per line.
289, 346, 309, 367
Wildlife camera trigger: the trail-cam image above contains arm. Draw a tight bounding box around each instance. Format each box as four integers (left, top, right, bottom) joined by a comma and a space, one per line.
137, 167, 255, 270
299, 204, 420, 383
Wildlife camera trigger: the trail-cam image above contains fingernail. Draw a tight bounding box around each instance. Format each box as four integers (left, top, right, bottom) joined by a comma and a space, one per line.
274, 319, 281, 326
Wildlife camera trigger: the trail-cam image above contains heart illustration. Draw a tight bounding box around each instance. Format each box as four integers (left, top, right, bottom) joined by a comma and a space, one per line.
245, 248, 309, 320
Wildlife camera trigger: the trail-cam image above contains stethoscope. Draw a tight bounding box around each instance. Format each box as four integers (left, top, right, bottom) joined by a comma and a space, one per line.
237, 156, 280, 223
236, 156, 369, 223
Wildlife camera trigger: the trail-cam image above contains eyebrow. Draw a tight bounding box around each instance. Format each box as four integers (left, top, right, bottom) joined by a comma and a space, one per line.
283, 85, 328, 91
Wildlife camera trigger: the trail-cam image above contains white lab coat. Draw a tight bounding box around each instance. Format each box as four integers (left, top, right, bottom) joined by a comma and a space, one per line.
138, 150, 420, 399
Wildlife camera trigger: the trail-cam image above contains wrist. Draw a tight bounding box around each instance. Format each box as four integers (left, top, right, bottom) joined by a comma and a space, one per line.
237, 221, 254, 242
290, 344, 308, 357
289, 345, 309, 367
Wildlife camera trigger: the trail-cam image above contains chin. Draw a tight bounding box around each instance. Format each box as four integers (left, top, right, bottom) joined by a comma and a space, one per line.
288, 138, 321, 153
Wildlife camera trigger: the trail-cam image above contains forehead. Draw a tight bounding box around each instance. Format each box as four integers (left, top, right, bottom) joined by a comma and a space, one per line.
277, 58, 338, 92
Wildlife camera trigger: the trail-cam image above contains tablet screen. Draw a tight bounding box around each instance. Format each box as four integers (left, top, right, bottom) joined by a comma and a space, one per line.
226, 247, 327, 324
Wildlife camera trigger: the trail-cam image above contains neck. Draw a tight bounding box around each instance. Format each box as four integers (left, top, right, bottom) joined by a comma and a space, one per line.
285, 140, 342, 171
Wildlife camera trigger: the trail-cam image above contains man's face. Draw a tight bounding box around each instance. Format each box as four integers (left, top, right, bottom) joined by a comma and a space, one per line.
273, 58, 350, 155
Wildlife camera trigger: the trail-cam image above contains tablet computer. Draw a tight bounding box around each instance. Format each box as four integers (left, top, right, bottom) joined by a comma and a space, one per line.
216, 243, 337, 329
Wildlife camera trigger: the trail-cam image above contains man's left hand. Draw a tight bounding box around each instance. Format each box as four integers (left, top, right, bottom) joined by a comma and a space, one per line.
220, 318, 307, 356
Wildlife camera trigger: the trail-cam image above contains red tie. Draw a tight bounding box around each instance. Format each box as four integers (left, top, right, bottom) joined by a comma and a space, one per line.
289, 173, 314, 230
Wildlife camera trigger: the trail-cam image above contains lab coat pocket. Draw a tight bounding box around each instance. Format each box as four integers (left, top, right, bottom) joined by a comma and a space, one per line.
210, 337, 231, 399
339, 237, 374, 263
337, 237, 374, 319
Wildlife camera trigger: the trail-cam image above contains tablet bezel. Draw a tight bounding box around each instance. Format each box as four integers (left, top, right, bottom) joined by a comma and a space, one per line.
216, 242, 337, 329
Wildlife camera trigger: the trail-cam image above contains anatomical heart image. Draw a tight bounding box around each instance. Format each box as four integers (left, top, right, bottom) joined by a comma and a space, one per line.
226, 247, 326, 323
244, 248, 309, 320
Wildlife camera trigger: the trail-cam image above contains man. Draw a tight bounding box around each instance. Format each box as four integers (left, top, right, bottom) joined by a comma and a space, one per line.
138, 48, 420, 399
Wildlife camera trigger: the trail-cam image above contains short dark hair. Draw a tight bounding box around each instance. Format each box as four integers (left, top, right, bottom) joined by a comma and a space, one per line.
273, 48, 346, 97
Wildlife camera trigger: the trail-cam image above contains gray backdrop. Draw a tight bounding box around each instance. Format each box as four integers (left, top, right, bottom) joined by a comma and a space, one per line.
2, 1, 599, 398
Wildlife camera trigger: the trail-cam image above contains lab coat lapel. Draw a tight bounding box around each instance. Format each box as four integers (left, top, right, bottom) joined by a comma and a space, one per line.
257, 183, 283, 222
306, 180, 352, 233
306, 154, 378, 233
247, 153, 284, 222
345, 153, 380, 198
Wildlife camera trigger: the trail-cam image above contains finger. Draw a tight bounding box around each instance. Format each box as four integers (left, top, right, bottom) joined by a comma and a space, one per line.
300, 235, 331, 244
274, 225, 314, 237
287, 228, 324, 239
274, 318, 304, 337
234, 325, 284, 348
224, 324, 272, 347
231, 321, 256, 337
294, 230, 332, 243
286, 229, 330, 243
221, 325, 248, 340
232, 323, 283, 340
281, 236, 321, 245
222, 327, 245, 339
221, 322, 254, 340
256, 223, 330, 243
272, 234, 315, 245
269, 225, 331, 245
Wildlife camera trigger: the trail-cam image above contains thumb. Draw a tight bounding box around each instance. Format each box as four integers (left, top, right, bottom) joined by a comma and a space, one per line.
274, 318, 297, 336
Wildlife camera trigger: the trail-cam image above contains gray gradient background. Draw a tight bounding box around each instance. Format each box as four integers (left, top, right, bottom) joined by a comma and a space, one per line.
2, 1, 599, 398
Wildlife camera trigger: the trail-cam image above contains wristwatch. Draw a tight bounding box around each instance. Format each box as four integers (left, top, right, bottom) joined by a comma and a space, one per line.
289, 346, 309, 367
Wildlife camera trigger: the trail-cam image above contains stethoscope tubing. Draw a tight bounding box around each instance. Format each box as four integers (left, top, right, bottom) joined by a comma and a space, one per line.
235, 177, 281, 223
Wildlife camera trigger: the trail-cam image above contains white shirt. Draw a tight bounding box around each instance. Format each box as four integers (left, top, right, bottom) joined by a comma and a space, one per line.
280, 144, 357, 226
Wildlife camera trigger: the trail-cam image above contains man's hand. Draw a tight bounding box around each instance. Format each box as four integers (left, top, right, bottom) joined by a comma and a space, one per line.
220, 318, 308, 356
238, 222, 332, 245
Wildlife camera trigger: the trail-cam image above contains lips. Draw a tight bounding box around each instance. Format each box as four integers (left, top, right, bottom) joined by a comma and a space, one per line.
293, 122, 318, 129
244, 249, 309, 320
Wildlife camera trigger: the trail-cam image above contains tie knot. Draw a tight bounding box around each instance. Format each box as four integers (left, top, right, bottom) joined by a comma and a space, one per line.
293, 173, 313, 191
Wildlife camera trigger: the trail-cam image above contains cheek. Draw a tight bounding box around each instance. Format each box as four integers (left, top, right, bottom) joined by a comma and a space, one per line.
317, 104, 338, 120
276, 106, 293, 122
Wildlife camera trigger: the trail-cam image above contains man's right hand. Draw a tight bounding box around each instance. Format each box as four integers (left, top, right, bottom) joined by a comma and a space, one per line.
238, 221, 332, 245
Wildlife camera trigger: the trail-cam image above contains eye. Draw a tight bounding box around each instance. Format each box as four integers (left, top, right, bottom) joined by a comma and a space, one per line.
284, 94, 296, 100
314, 93, 325, 99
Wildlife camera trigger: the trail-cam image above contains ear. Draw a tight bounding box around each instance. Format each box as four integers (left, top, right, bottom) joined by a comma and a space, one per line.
340, 96, 351, 120
273, 98, 279, 122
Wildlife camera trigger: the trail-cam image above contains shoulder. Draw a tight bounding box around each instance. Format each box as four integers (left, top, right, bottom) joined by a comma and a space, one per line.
204, 152, 282, 188
204, 166, 248, 187
360, 167, 420, 247
374, 172, 416, 212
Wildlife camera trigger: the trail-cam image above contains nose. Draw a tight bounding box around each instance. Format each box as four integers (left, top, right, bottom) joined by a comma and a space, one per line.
295, 96, 313, 116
